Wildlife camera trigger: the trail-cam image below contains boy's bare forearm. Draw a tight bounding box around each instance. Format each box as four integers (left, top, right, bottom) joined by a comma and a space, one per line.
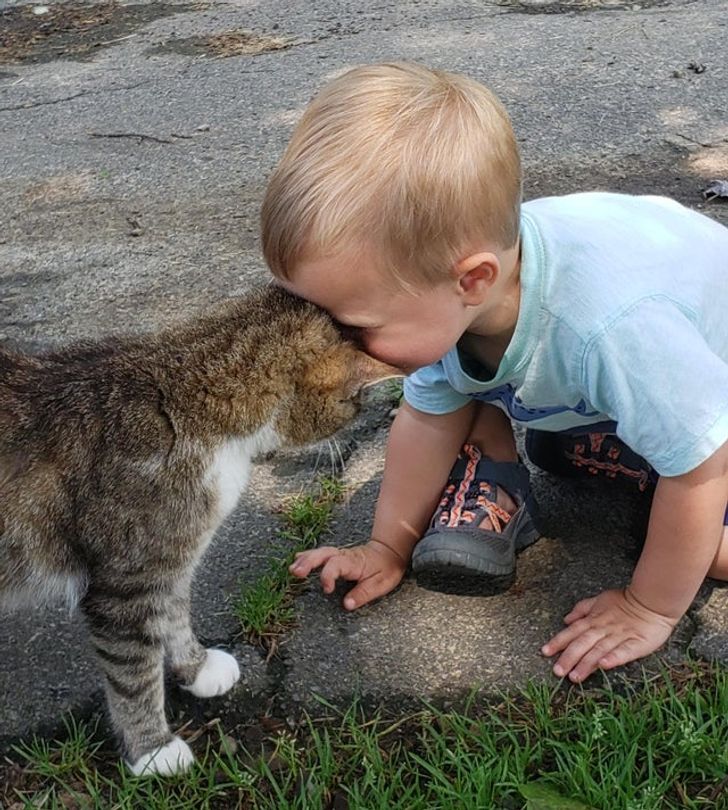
371, 400, 476, 560
630, 442, 728, 619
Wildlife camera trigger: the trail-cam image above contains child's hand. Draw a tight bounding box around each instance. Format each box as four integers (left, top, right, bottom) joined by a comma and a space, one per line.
289, 540, 409, 610
541, 588, 678, 683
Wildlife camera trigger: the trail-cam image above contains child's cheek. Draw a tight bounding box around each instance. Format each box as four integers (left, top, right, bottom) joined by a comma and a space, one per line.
361, 336, 395, 366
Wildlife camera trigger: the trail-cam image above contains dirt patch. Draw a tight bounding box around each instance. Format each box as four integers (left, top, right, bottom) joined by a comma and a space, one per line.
23, 172, 95, 205
148, 29, 293, 59
0, 1, 197, 65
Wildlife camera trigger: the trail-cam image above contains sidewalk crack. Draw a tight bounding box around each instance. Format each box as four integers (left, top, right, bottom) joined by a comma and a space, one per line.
0, 79, 150, 113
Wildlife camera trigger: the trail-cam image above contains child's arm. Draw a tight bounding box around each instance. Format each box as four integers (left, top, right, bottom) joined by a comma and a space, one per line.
290, 400, 476, 608
543, 440, 728, 682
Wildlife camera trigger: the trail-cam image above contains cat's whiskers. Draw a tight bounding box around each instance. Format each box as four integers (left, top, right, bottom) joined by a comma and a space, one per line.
331, 436, 346, 474
311, 441, 326, 477
327, 439, 337, 476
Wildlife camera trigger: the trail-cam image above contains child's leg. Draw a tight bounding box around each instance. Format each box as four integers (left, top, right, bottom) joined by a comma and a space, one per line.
467, 401, 518, 463
707, 524, 728, 580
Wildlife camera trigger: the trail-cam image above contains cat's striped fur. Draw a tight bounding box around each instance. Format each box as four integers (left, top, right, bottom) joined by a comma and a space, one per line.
0, 285, 391, 775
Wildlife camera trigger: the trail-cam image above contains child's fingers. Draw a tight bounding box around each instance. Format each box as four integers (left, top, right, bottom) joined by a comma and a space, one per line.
563, 596, 597, 624
342, 572, 395, 611
541, 617, 592, 658
289, 546, 339, 577
319, 557, 342, 594
319, 553, 363, 594
562, 635, 622, 683
597, 638, 644, 670
549, 625, 608, 678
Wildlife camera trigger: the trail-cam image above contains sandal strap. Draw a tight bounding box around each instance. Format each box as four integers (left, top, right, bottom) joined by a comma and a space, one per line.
435, 444, 532, 532
476, 498, 513, 533
447, 454, 531, 502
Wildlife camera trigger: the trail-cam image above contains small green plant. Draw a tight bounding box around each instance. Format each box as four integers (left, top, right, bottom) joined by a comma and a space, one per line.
233, 475, 345, 648
4, 663, 728, 808
383, 377, 404, 404
13, 715, 101, 779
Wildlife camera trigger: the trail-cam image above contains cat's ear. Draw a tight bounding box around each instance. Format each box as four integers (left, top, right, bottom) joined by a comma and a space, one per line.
347, 353, 403, 395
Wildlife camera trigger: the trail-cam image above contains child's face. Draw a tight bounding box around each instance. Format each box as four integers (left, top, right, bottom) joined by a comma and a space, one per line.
281, 247, 471, 375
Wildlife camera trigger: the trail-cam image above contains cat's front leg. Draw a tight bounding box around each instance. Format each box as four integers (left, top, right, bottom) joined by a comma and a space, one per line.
82, 586, 194, 776
160, 573, 240, 698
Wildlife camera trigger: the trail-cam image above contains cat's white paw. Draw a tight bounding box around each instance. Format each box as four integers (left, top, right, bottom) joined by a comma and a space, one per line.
128, 736, 194, 776
183, 648, 240, 698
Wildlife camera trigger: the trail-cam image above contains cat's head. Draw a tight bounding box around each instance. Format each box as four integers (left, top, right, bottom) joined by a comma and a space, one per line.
267, 287, 400, 446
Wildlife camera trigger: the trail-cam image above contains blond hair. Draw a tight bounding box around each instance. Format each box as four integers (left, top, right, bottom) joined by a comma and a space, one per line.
261, 62, 521, 285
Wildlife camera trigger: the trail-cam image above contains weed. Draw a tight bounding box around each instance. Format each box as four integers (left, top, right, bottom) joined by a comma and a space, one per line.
232, 475, 345, 649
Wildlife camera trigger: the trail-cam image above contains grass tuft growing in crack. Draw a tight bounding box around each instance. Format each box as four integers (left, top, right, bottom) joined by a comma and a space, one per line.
232, 475, 345, 651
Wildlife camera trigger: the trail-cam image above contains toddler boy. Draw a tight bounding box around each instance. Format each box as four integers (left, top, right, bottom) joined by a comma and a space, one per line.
262, 62, 728, 683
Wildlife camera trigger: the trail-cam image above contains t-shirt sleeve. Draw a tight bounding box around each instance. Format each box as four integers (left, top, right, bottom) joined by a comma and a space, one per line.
582, 296, 728, 476
403, 361, 472, 415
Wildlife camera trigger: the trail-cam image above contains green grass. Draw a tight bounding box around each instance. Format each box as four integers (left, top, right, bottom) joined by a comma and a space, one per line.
382, 377, 404, 404
3, 662, 727, 809
10, 715, 102, 781
232, 475, 345, 648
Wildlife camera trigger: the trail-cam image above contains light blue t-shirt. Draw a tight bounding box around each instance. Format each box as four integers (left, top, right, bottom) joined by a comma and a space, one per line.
403, 192, 728, 477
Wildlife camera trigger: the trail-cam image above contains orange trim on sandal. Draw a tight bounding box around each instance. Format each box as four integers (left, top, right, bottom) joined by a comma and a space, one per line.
446, 444, 480, 527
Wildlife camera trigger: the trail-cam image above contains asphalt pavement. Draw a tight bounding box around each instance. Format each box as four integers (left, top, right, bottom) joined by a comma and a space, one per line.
1, 0, 727, 749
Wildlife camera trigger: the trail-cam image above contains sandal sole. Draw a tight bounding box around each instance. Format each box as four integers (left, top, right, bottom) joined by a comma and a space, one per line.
412, 496, 541, 596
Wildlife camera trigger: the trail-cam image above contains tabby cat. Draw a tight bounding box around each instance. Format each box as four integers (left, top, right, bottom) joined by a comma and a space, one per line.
0, 285, 394, 775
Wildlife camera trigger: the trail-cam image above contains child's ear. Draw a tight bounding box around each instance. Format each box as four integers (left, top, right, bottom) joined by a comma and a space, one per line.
454, 252, 499, 303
